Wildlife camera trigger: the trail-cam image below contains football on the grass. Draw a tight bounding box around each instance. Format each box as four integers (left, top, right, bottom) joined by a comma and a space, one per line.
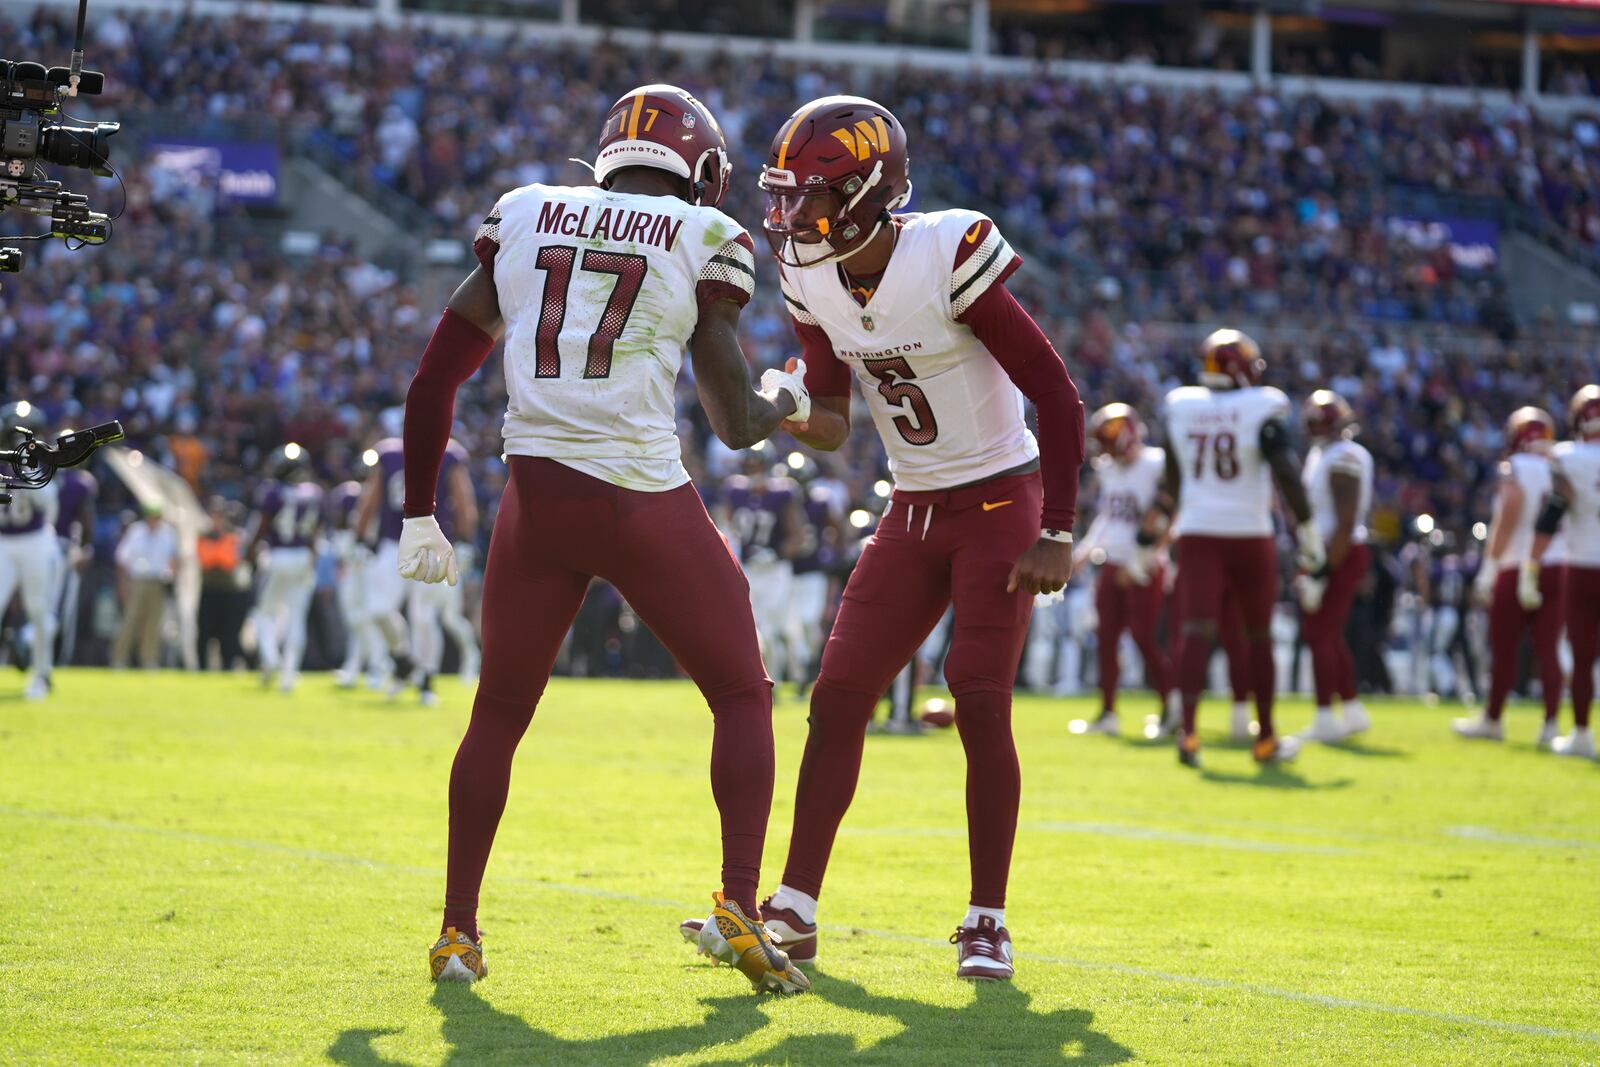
920, 698, 955, 728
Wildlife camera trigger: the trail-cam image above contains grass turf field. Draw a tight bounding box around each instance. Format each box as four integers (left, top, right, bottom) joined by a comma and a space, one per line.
1, 671, 1597, 1066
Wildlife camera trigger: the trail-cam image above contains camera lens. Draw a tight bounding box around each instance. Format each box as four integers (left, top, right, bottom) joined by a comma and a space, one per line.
39, 121, 118, 176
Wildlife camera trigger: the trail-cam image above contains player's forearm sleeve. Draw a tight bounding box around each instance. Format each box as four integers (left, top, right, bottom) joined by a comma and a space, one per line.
403, 308, 495, 517
795, 319, 853, 398
960, 285, 1085, 528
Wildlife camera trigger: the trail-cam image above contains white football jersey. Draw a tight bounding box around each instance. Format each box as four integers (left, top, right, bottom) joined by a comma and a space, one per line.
477, 183, 756, 492
1553, 441, 1600, 566
1303, 439, 1374, 545
1085, 447, 1165, 563
1164, 385, 1291, 537
779, 210, 1037, 492
1500, 452, 1567, 568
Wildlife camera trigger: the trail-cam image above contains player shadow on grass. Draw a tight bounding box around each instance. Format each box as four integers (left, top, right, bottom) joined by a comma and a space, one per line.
1198, 766, 1355, 790
695, 972, 1134, 1067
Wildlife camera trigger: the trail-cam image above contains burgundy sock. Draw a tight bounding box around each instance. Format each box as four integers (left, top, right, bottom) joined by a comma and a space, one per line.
781, 680, 876, 900
708, 682, 775, 918
1249, 637, 1276, 738
442, 690, 540, 943
952, 690, 1020, 909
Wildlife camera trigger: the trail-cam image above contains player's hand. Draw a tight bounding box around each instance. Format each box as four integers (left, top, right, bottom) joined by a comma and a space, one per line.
1295, 520, 1326, 576
1297, 574, 1327, 613
1517, 560, 1542, 611
398, 515, 458, 586
1008, 538, 1074, 597
1122, 548, 1154, 588
1474, 562, 1498, 607
760, 358, 811, 424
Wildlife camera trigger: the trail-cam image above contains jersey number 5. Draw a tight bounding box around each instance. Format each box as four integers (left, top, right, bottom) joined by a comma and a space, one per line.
863, 356, 939, 446
1187, 431, 1239, 481
533, 245, 647, 380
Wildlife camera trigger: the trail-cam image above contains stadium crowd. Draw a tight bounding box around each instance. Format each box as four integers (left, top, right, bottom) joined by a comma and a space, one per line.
0, 6, 1593, 690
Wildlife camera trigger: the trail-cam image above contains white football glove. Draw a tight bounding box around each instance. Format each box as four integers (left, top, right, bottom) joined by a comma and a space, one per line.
1295, 520, 1326, 575
1517, 559, 1542, 611
1474, 561, 1499, 606
1123, 547, 1155, 588
760, 359, 811, 424
1296, 574, 1327, 614
398, 515, 458, 586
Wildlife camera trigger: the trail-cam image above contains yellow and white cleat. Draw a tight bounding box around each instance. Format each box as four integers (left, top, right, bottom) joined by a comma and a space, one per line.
429, 927, 486, 983
692, 893, 810, 996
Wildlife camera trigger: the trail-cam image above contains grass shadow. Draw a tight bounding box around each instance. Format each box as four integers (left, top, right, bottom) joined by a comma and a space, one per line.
1319, 739, 1409, 759
1199, 766, 1355, 790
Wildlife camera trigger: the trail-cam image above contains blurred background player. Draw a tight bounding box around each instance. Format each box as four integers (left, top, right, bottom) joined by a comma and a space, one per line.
406, 84, 810, 992
0, 403, 61, 700
52, 459, 98, 669
1522, 385, 1600, 759
745, 95, 1084, 981
1070, 403, 1174, 738
1296, 390, 1375, 743
355, 435, 419, 697
406, 437, 480, 705
781, 459, 844, 697
1161, 329, 1322, 768
327, 475, 384, 689
717, 452, 804, 684
245, 444, 324, 694
1454, 407, 1567, 746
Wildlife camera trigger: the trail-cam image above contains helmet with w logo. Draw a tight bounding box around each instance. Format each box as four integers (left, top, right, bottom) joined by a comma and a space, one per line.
1088, 403, 1144, 461
1505, 406, 1556, 455
1571, 384, 1600, 442
593, 84, 732, 209
759, 96, 912, 268
1198, 329, 1266, 390
1302, 389, 1356, 442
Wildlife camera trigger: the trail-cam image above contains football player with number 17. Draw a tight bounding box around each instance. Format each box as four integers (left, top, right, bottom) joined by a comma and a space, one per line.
682, 96, 1085, 982
404, 85, 811, 995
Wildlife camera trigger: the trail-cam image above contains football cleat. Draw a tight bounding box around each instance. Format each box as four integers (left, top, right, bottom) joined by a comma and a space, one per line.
334, 669, 359, 690
1176, 730, 1202, 768
1253, 734, 1301, 764
1299, 712, 1348, 744
1551, 728, 1597, 760
686, 894, 810, 995
22, 674, 49, 701
1452, 715, 1504, 741
952, 916, 1014, 981
1230, 702, 1256, 741
1536, 719, 1560, 750
1342, 701, 1372, 736
430, 927, 486, 983
680, 894, 819, 966
1070, 711, 1120, 737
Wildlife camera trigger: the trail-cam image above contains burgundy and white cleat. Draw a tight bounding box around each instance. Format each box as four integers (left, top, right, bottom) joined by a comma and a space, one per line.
680, 896, 819, 966
952, 915, 1014, 981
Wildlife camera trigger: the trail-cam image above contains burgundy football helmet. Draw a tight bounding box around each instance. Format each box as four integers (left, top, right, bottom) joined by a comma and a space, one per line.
758, 96, 913, 268
593, 85, 731, 209
1505, 406, 1556, 455
1088, 403, 1145, 461
1302, 389, 1356, 442
1570, 384, 1600, 442
1198, 329, 1266, 390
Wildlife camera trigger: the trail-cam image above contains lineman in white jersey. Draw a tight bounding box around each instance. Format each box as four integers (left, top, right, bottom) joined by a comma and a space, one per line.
1159, 330, 1324, 768
1070, 404, 1175, 737
1524, 385, 1600, 759
711, 95, 1086, 982
407, 85, 811, 992
1295, 391, 1376, 742
1455, 407, 1569, 745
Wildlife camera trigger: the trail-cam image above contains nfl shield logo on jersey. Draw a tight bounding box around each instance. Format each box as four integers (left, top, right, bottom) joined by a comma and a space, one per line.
861, 314, 875, 332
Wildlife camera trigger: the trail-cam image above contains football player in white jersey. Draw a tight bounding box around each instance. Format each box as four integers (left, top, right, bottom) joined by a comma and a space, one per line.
0, 403, 61, 700
1521, 385, 1600, 759
403, 85, 809, 994
1160, 330, 1323, 768
698, 96, 1085, 982
1069, 404, 1174, 737
1295, 391, 1376, 743
1454, 407, 1568, 746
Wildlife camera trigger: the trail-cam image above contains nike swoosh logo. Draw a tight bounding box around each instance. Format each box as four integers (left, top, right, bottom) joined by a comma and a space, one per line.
982, 500, 1014, 512
964, 222, 984, 244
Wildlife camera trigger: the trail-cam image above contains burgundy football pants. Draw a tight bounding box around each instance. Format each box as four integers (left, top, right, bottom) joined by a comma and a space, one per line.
1096, 562, 1171, 713
1566, 566, 1600, 729
1301, 544, 1371, 707
1486, 565, 1567, 723
781, 472, 1041, 910
1175, 534, 1279, 738
442, 457, 773, 937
